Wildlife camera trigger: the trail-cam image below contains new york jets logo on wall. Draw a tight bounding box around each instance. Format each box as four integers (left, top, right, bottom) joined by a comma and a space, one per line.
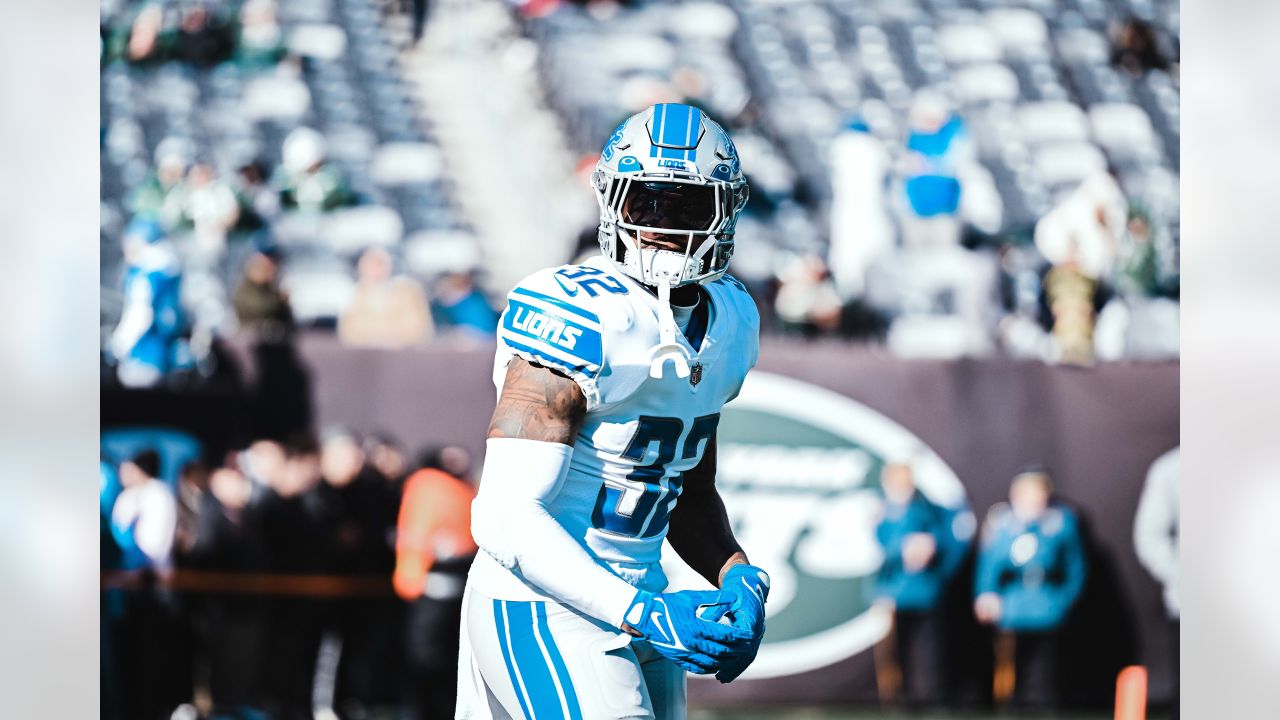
661, 372, 967, 679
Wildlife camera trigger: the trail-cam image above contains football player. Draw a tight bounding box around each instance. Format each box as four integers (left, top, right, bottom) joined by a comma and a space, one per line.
458, 103, 770, 720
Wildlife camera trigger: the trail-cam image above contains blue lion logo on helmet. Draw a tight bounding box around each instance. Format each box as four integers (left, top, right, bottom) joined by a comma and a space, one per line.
601, 121, 627, 162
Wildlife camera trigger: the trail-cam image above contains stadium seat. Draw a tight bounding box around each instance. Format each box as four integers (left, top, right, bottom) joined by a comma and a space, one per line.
287, 23, 349, 61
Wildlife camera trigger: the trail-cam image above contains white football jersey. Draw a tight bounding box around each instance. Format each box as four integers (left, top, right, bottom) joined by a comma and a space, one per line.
468, 254, 760, 603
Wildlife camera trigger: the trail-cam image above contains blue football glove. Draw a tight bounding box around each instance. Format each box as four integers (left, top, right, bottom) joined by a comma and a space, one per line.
623, 589, 752, 675
711, 563, 770, 683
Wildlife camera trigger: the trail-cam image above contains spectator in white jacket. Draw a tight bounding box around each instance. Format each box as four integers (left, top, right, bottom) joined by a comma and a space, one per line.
1134, 446, 1179, 718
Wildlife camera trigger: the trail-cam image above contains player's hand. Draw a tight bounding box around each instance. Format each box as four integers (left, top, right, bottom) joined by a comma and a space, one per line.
621, 589, 751, 675
709, 563, 770, 683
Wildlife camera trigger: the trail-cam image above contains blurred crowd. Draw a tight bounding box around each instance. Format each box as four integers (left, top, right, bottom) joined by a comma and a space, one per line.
101, 430, 479, 720
870, 453, 1179, 713
523, 0, 1180, 364
101, 0, 496, 390
103, 0, 1181, 395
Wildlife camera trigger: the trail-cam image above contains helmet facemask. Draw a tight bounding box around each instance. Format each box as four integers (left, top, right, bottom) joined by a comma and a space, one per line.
593, 171, 748, 288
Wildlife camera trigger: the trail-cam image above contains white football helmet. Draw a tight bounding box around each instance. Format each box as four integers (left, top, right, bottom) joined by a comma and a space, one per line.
591, 103, 749, 288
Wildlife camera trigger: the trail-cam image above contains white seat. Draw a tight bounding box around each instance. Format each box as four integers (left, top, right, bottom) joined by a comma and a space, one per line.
953, 63, 1020, 104
667, 2, 738, 41
322, 206, 404, 254
371, 140, 445, 183
937, 24, 1002, 65
241, 76, 311, 120
986, 9, 1048, 53
404, 230, 482, 276
280, 270, 355, 323
1089, 102, 1159, 159
287, 23, 348, 61
1033, 141, 1107, 187
1016, 101, 1090, 145
1055, 28, 1110, 64
324, 125, 378, 165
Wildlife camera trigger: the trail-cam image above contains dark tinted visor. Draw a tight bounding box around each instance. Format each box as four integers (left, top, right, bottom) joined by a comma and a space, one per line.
621, 182, 718, 231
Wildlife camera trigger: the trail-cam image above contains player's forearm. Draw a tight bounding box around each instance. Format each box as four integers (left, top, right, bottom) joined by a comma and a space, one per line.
668, 486, 745, 587
472, 437, 638, 627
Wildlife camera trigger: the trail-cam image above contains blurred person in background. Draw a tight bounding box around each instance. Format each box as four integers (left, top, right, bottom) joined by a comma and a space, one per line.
182, 462, 271, 719
430, 270, 498, 339
110, 449, 187, 720
234, 0, 287, 70
364, 432, 410, 490
340, 246, 434, 348
1094, 209, 1181, 361
827, 118, 893, 301
394, 445, 478, 720
315, 427, 399, 717
128, 137, 195, 227
101, 459, 125, 720
871, 462, 972, 707
231, 159, 282, 236
260, 436, 326, 720
877, 91, 999, 357
899, 91, 970, 250
1134, 447, 1180, 719
117, 2, 172, 66
111, 215, 191, 388
241, 267, 311, 440
111, 449, 178, 578
773, 254, 844, 337
974, 469, 1087, 710
173, 0, 236, 69
232, 243, 294, 341
277, 127, 355, 212
1034, 171, 1126, 364
181, 162, 241, 263
1109, 17, 1172, 78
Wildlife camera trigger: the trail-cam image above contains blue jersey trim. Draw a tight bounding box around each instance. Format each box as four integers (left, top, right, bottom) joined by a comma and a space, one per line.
502, 337, 596, 378
511, 287, 600, 324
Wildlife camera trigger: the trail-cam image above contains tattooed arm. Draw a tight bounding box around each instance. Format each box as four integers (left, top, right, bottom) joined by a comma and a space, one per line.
470, 358, 640, 625
487, 358, 586, 444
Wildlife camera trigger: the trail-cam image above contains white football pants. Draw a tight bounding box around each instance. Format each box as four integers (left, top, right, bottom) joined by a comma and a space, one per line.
456, 584, 687, 720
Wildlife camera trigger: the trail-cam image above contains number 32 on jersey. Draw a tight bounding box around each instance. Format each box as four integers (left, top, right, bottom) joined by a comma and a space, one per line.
591, 413, 719, 538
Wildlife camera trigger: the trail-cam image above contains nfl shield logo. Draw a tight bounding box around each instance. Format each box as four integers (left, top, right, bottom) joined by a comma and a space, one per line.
689, 362, 703, 386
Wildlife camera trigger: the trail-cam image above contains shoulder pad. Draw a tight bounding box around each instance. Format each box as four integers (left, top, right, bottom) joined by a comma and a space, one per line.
498, 267, 607, 383
711, 274, 758, 317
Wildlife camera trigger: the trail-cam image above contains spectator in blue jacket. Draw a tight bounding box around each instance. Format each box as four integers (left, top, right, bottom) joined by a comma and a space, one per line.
110, 215, 192, 387
900, 91, 972, 250
975, 469, 1088, 708
873, 462, 973, 706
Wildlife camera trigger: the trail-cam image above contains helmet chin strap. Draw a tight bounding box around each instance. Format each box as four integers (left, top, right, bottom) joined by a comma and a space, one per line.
648, 279, 692, 379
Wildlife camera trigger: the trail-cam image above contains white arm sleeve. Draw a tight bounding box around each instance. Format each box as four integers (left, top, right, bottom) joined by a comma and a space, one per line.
471, 437, 639, 627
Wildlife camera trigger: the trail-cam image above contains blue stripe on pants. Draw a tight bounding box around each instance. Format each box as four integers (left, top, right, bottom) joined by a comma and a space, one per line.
494, 600, 534, 720
507, 601, 566, 720
536, 603, 583, 720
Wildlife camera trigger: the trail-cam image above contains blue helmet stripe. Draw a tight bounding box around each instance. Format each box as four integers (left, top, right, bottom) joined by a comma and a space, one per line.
659, 104, 689, 148
649, 103, 666, 157
685, 107, 702, 161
